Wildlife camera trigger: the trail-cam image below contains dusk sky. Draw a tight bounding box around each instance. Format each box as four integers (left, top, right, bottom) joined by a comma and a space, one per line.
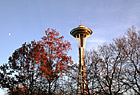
0, 0, 140, 94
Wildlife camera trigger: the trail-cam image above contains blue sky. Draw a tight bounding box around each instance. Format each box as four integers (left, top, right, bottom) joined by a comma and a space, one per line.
0, 0, 140, 94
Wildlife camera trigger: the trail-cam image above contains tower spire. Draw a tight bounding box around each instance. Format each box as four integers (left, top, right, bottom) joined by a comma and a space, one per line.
80, 20, 82, 25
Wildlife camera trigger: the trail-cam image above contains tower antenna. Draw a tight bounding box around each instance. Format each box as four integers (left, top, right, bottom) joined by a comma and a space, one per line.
80, 20, 82, 25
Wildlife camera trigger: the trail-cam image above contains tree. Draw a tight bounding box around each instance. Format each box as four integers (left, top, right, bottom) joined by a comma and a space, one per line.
59, 64, 78, 95
114, 26, 140, 94
0, 41, 48, 95
0, 63, 19, 95
37, 28, 73, 95
85, 50, 102, 94
85, 26, 140, 95
0, 28, 73, 95
86, 43, 126, 95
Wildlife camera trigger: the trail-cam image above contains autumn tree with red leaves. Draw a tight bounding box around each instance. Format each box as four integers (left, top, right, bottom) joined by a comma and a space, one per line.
36, 28, 73, 95
0, 28, 73, 95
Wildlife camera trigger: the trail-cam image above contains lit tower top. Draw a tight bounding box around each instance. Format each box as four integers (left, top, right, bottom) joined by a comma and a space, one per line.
70, 25, 93, 38
70, 25, 93, 48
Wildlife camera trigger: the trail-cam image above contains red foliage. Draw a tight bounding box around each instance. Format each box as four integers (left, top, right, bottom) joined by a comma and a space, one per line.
34, 28, 73, 81
0, 28, 73, 95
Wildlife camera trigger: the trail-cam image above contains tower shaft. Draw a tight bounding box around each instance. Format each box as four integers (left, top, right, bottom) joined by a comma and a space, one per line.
77, 36, 89, 95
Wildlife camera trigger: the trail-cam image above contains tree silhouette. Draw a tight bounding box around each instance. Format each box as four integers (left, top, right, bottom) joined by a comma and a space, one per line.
114, 26, 140, 94
85, 26, 140, 95
0, 28, 73, 95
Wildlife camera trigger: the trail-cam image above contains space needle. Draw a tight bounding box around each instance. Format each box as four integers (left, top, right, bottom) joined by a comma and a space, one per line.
70, 24, 93, 95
